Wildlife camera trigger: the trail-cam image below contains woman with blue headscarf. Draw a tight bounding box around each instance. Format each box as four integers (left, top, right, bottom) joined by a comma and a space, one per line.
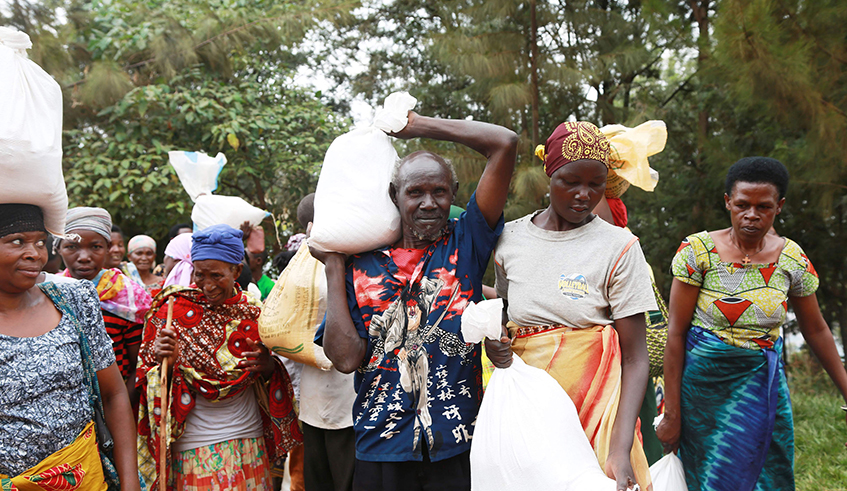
136, 224, 302, 491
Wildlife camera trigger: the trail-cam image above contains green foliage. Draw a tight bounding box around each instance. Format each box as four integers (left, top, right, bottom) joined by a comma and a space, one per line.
63, 66, 348, 240
788, 349, 847, 489
4, 0, 354, 246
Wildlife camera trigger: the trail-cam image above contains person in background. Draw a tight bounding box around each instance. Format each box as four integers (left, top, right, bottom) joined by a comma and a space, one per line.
136, 224, 301, 491
128, 234, 163, 294
656, 157, 847, 491
56, 207, 152, 410
152, 223, 194, 278
246, 249, 274, 301
162, 232, 194, 288
43, 233, 62, 273
273, 250, 297, 276
0, 203, 141, 490
297, 193, 357, 491
106, 224, 127, 270
486, 121, 653, 491
313, 111, 517, 491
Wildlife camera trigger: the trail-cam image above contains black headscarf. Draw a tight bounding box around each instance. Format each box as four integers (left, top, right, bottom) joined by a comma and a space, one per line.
0, 204, 47, 238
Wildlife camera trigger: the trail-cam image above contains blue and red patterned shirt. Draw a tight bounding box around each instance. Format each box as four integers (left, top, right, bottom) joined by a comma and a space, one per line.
318, 193, 503, 463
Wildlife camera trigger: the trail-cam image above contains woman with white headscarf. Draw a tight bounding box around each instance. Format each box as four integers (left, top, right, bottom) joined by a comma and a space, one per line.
56, 207, 153, 408
128, 234, 164, 294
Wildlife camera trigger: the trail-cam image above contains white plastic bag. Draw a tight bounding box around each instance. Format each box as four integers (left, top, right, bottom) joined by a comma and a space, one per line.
460, 299, 503, 343
471, 355, 617, 491
309, 92, 418, 254
168, 150, 269, 230
168, 151, 227, 201
649, 453, 687, 491
0, 27, 67, 236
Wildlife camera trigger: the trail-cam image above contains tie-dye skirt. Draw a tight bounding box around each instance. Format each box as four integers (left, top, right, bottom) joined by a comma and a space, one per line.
680, 326, 793, 491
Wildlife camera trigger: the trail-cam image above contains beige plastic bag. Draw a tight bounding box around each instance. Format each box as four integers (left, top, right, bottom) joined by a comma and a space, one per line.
258, 242, 332, 370
601, 120, 666, 198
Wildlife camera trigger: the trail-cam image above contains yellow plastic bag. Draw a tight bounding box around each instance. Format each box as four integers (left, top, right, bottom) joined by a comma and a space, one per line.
601, 120, 667, 198
259, 242, 332, 370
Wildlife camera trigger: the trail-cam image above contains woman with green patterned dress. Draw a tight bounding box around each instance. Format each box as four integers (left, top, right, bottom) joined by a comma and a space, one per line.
656, 157, 847, 491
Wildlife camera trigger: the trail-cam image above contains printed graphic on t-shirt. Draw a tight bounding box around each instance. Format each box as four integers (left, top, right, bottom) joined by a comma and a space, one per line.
559, 273, 588, 300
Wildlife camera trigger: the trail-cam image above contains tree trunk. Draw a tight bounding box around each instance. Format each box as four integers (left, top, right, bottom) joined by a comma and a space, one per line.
529, 0, 540, 147
691, 0, 710, 164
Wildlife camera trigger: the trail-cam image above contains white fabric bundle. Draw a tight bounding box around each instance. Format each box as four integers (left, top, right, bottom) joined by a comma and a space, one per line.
0, 27, 67, 236
461, 299, 616, 491
167, 150, 269, 230
309, 92, 418, 254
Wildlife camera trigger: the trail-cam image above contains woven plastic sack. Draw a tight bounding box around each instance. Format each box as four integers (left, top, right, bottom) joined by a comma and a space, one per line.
258, 241, 332, 370
646, 280, 669, 378
309, 92, 417, 254
649, 453, 686, 491
0, 27, 67, 236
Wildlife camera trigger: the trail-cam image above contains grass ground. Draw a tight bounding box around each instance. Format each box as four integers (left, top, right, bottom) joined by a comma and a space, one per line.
788, 351, 847, 490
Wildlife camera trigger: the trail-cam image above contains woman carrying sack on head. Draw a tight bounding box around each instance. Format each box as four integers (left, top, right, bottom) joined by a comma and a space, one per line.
136, 224, 302, 491
485, 122, 656, 491
0, 204, 141, 491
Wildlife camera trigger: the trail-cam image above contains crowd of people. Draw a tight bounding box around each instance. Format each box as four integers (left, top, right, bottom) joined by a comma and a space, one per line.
2, 108, 847, 491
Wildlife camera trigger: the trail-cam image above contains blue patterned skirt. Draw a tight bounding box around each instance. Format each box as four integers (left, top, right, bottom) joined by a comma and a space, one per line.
679, 326, 794, 491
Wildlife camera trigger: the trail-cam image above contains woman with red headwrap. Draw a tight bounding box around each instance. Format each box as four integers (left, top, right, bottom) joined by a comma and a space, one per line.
485, 122, 654, 491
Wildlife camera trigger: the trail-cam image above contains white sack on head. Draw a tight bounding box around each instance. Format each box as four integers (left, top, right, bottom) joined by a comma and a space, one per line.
168, 151, 227, 201
0, 27, 67, 236
470, 355, 617, 491
191, 195, 270, 231
309, 92, 418, 255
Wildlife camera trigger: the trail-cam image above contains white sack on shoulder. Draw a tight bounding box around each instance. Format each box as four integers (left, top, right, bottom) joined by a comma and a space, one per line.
470, 355, 617, 491
0, 27, 67, 236
168, 151, 227, 201
310, 93, 417, 255
460, 299, 503, 344
649, 453, 686, 491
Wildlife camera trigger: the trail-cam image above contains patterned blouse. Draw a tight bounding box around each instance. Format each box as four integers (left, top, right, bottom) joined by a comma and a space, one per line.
0, 281, 115, 476
671, 231, 819, 350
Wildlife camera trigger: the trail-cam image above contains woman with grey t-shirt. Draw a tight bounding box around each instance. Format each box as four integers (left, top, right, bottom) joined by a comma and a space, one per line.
484, 121, 655, 491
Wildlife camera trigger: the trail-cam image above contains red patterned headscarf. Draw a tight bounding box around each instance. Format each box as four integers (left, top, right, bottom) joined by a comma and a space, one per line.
537, 121, 611, 177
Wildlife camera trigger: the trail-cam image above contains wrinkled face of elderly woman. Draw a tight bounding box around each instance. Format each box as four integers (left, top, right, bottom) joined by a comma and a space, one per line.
59, 230, 108, 281
193, 259, 243, 306
0, 231, 48, 293
129, 247, 156, 273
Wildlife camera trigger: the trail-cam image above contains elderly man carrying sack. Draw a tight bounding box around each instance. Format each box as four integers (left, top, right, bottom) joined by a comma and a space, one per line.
311, 111, 517, 491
